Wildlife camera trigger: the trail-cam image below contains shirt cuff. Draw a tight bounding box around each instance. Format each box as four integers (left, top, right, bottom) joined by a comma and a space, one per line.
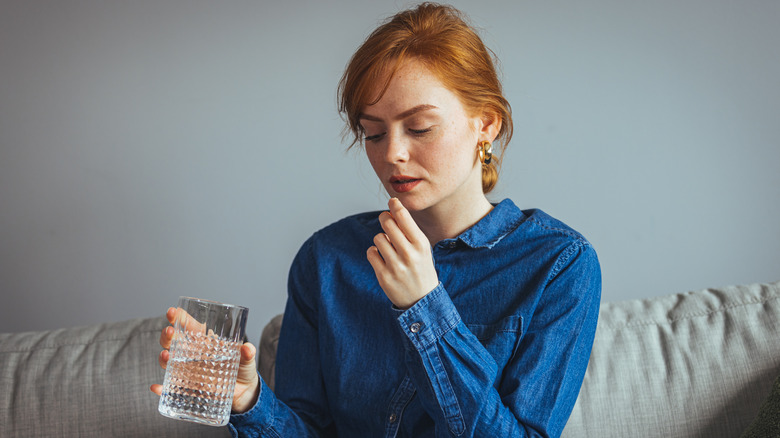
228, 374, 275, 436
396, 282, 461, 350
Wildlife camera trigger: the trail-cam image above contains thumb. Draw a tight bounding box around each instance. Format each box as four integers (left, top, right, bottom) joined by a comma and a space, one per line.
231, 342, 261, 414
236, 342, 258, 383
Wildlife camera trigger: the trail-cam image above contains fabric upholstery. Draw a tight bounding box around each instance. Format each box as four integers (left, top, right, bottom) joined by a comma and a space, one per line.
563, 281, 780, 437
0, 316, 229, 437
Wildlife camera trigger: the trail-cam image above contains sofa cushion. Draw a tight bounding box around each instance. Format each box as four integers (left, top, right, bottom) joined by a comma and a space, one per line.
562, 281, 780, 438
0, 316, 229, 437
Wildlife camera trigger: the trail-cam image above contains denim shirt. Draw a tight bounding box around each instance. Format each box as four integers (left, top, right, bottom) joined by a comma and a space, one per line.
229, 199, 601, 438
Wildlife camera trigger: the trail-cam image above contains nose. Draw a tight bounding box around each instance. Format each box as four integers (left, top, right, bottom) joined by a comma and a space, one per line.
385, 133, 410, 163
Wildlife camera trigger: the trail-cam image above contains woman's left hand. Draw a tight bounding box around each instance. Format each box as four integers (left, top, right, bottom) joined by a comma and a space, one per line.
367, 198, 439, 309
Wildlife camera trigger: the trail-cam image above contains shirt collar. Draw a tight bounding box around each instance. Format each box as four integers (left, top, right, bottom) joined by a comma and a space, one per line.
456, 198, 526, 249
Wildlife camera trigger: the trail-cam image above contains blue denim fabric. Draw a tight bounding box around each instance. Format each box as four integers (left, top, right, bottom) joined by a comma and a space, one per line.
229, 199, 601, 438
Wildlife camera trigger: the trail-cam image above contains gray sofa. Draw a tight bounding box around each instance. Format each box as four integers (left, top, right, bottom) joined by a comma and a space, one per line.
2, 281, 778, 437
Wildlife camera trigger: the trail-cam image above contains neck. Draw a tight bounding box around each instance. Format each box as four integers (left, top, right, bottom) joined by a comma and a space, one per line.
411, 195, 494, 246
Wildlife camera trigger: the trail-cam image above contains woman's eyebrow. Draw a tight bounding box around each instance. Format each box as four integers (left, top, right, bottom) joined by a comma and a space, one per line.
359, 104, 438, 122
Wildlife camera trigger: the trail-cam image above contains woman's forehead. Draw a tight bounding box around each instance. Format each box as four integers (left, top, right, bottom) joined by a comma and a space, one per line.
364, 60, 452, 105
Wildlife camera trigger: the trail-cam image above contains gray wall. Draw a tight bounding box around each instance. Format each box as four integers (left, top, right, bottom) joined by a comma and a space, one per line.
2, 0, 778, 340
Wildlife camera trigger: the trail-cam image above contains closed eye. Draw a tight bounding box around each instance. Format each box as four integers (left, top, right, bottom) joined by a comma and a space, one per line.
364, 133, 385, 143
410, 128, 431, 135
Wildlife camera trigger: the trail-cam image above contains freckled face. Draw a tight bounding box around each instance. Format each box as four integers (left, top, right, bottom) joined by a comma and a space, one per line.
359, 59, 485, 214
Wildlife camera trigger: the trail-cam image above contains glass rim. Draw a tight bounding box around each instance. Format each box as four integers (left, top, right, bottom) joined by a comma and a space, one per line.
178, 296, 248, 311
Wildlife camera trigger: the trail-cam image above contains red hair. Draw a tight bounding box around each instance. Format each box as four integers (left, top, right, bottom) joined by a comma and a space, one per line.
338, 2, 513, 193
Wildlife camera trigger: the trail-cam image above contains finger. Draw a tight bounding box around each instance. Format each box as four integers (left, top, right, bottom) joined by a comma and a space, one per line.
388, 198, 427, 246
372, 232, 399, 265
378, 211, 411, 251
159, 325, 174, 349
158, 349, 170, 370
150, 384, 163, 396
166, 307, 176, 324
366, 246, 387, 277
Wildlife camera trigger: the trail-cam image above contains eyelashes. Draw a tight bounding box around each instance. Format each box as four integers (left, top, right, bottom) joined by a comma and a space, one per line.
363, 128, 433, 143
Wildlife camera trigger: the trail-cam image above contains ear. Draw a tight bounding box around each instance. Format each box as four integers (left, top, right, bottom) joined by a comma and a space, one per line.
477, 110, 502, 143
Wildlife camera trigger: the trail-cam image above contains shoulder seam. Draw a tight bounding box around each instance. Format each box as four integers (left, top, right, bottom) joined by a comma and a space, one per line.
527, 215, 588, 242
548, 239, 589, 281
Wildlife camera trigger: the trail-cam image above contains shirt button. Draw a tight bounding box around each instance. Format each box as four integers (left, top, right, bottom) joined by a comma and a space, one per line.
388, 413, 397, 423
448, 241, 457, 248
410, 322, 421, 333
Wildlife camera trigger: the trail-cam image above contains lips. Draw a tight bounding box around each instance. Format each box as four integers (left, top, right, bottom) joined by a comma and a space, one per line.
390, 175, 421, 193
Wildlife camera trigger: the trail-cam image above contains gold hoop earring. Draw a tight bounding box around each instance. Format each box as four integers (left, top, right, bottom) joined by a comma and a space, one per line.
478, 141, 493, 165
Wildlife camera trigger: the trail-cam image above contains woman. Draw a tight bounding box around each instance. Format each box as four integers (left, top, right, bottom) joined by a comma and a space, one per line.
153, 3, 601, 437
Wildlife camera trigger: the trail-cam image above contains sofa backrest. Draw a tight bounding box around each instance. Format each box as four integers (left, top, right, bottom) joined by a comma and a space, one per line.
0, 316, 229, 437
562, 281, 780, 437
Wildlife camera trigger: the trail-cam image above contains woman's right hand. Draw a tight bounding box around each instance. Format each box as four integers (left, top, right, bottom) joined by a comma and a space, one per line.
149, 307, 262, 414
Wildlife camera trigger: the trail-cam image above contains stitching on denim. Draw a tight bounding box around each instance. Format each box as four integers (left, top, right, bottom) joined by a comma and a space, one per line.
527, 215, 586, 241
422, 344, 465, 436
431, 312, 461, 343
548, 240, 586, 281
466, 315, 522, 340
598, 294, 780, 330
0, 328, 161, 353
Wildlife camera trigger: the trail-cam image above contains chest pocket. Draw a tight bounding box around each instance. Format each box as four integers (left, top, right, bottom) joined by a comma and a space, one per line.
466, 314, 523, 368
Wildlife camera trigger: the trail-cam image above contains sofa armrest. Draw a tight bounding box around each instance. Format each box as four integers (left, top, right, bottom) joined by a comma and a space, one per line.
0, 317, 230, 437
258, 314, 283, 392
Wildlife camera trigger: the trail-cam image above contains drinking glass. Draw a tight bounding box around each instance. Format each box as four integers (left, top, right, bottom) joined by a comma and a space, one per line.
158, 296, 249, 426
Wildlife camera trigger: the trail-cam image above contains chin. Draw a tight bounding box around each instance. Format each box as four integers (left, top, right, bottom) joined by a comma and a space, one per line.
390, 194, 433, 213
